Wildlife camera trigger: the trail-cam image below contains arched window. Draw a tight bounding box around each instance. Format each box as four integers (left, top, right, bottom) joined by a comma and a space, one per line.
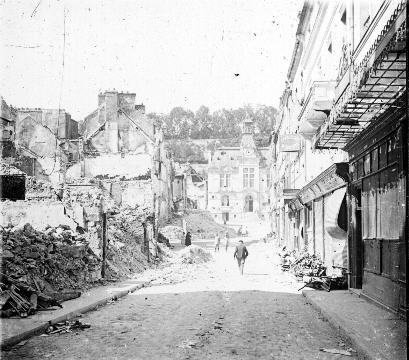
222, 195, 229, 206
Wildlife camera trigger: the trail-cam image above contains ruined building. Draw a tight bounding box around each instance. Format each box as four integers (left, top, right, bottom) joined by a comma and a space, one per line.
1, 96, 80, 184
207, 118, 271, 226
67, 90, 173, 224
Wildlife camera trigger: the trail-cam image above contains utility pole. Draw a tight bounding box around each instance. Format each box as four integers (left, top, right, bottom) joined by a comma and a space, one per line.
101, 212, 107, 277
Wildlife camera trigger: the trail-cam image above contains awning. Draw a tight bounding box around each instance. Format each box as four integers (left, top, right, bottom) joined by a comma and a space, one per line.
314, 1, 406, 149
297, 163, 348, 204
324, 187, 348, 270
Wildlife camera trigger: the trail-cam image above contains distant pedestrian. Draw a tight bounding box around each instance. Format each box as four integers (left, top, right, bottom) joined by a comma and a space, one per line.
214, 233, 220, 252
224, 231, 230, 252
234, 240, 249, 275
185, 232, 192, 247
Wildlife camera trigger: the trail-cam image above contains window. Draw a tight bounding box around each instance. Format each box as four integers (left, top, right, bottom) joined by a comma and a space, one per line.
371, 148, 378, 172
379, 142, 387, 169
243, 168, 249, 187
387, 134, 399, 164
357, 158, 364, 179
221, 195, 229, 206
267, 173, 271, 188
364, 154, 370, 175
220, 173, 230, 188
243, 168, 254, 187
305, 204, 312, 229
362, 166, 400, 240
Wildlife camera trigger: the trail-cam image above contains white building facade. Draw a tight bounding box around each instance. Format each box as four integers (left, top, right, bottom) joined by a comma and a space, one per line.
208, 119, 271, 226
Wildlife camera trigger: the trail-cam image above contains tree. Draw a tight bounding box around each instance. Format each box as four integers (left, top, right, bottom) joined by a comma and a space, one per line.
150, 104, 278, 140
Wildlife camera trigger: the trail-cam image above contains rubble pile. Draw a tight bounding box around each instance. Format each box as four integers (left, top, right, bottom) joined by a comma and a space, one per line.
279, 247, 347, 291
138, 245, 214, 286
1, 223, 100, 317
291, 253, 326, 279
175, 245, 213, 265
26, 177, 56, 200
0, 162, 25, 175
166, 210, 236, 239
280, 249, 326, 279
159, 225, 184, 243
106, 206, 152, 278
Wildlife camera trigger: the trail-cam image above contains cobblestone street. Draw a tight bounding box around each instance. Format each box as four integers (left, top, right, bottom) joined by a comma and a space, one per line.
4, 241, 356, 360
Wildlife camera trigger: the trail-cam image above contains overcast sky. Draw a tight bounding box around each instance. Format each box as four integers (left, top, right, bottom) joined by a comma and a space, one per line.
1, 0, 302, 120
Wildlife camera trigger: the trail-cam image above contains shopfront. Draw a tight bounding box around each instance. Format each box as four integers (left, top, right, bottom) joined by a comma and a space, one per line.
346, 107, 406, 313
297, 163, 349, 275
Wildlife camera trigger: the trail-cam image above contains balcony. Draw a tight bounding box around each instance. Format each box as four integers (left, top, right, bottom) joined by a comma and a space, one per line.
297, 81, 336, 140
314, 1, 406, 149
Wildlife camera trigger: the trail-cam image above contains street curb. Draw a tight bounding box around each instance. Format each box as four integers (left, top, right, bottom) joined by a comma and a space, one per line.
1, 281, 150, 350
302, 290, 380, 360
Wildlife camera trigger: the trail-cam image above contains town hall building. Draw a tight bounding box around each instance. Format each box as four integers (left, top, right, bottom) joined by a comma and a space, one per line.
207, 118, 271, 226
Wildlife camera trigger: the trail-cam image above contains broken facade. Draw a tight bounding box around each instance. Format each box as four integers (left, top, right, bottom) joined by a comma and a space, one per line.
173, 163, 207, 211
1, 99, 80, 184
68, 90, 172, 224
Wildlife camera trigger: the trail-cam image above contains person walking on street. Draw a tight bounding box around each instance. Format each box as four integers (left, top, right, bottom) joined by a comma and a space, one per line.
224, 231, 230, 252
234, 240, 248, 275
214, 233, 220, 252
185, 232, 192, 247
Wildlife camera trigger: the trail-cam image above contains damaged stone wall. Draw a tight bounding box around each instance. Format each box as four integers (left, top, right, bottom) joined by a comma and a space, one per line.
0, 200, 77, 230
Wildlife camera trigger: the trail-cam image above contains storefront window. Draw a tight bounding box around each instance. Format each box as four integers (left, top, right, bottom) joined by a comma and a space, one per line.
362, 175, 377, 239
349, 163, 356, 181
379, 142, 387, 169
357, 157, 364, 179
378, 166, 399, 239
364, 154, 371, 175
387, 134, 399, 165
371, 148, 378, 172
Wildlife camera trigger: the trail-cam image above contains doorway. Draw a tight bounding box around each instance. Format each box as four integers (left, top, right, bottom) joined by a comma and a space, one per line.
350, 184, 363, 289
244, 195, 253, 212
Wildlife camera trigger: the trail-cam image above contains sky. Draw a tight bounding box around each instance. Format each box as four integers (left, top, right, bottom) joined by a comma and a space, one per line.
1, 0, 302, 120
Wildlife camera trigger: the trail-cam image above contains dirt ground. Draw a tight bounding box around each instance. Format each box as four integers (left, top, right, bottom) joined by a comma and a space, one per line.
3, 240, 357, 360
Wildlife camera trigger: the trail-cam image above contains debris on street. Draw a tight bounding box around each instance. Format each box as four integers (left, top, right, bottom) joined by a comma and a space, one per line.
280, 250, 326, 279
176, 245, 212, 265
279, 248, 347, 292
137, 245, 214, 286
0, 272, 64, 318
0, 222, 102, 317
45, 320, 91, 335
319, 348, 352, 356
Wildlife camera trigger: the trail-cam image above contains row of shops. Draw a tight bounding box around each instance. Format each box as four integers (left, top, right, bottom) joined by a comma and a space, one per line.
270, 0, 406, 316
274, 100, 406, 314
